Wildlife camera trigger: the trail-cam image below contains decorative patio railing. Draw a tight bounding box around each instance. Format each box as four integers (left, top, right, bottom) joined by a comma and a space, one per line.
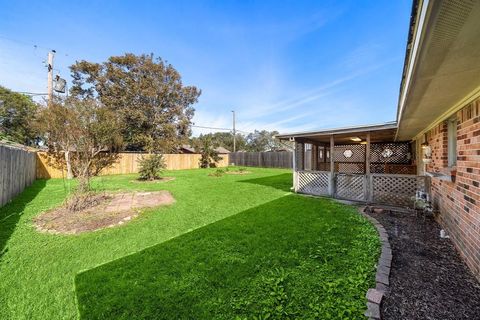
295, 170, 429, 208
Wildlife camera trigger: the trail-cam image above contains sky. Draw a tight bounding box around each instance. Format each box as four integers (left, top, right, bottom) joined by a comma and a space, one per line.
0, 0, 412, 136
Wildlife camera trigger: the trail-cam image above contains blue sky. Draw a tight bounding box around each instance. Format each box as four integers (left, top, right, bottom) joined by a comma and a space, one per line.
0, 0, 411, 135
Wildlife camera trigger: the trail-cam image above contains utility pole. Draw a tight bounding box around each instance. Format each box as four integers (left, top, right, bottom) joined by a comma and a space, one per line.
231, 110, 236, 152
47, 50, 55, 106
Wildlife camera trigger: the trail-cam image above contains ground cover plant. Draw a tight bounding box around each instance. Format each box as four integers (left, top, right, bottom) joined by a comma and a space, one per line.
0, 168, 379, 319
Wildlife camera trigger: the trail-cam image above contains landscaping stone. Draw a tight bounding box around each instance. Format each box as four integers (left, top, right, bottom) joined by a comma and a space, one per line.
364, 302, 381, 319
358, 206, 393, 320
366, 288, 384, 304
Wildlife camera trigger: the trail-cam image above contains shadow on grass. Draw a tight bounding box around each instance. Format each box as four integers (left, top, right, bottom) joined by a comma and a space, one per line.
0, 179, 47, 260
237, 173, 292, 192
75, 194, 377, 320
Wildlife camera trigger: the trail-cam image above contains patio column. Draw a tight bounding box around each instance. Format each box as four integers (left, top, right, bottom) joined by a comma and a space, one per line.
366, 132, 372, 203
329, 135, 335, 196
365, 132, 371, 175
311, 143, 318, 170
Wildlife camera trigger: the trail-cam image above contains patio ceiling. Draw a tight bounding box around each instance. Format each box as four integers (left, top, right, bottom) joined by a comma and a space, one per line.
396, 0, 480, 141
276, 122, 398, 144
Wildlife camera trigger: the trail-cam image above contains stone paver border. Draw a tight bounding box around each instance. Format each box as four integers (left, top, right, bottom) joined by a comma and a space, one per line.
358, 206, 392, 320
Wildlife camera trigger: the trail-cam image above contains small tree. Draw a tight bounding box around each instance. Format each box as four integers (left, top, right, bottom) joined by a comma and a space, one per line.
38, 97, 123, 199
194, 135, 222, 168
138, 154, 166, 180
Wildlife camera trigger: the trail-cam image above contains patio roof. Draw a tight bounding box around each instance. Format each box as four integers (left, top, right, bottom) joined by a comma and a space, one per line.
276, 121, 398, 144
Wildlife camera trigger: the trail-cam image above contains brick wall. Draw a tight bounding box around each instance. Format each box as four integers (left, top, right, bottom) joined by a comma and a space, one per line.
422, 98, 480, 279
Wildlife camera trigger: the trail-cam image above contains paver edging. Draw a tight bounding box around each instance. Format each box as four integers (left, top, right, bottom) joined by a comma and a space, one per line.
358, 206, 392, 320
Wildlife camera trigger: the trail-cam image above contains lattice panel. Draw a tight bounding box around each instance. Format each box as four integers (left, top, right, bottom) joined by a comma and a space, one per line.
333, 144, 366, 162
295, 142, 304, 170
335, 162, 365, 174
297, 171, 330, 196
336, 174, 366, 201
371, 175, 426, 207
370, 142, 411, 164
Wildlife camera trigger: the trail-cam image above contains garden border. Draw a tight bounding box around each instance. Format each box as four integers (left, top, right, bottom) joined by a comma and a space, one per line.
358, 206, 392, 320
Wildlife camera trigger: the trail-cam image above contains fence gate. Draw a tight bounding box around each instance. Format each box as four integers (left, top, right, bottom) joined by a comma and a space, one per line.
335, 173, 367, 201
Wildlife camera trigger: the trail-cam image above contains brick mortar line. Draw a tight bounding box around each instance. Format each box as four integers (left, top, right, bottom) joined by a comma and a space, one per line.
358, 206, 392, 320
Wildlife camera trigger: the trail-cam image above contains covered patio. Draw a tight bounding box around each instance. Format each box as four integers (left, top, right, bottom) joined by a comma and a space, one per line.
277, 122, 429, 207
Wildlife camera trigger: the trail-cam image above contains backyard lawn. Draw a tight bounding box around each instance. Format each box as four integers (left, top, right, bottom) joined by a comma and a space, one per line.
0, 168, 380, 319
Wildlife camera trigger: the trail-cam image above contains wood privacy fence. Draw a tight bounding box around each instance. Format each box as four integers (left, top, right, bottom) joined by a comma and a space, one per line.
36, 152, 230, 179
229, 151, 293, 169
0, 144, 37, 206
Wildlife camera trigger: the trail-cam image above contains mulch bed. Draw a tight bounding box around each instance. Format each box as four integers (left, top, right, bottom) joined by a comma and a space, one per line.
35, 191, 175, 235
130, 177, 175, 183
367, 209, 480, 320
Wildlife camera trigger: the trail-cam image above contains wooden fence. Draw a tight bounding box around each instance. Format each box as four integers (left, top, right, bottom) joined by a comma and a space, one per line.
0, 144, 37, 206
36, 152, 230, 179
229, 151, 293, 169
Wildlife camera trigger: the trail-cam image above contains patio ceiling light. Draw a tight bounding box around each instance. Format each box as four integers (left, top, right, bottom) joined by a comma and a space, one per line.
350, 137, 362, 142
360, 141, 367, 145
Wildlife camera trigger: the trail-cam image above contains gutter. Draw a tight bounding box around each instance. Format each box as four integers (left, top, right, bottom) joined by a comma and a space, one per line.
395, 0, 430, 140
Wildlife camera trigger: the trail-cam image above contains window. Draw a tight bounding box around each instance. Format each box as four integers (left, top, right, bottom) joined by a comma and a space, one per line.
447, 117, 457, 167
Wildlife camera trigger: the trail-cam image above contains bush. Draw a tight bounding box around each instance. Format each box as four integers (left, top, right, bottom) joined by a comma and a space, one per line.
138, 154, 166, 180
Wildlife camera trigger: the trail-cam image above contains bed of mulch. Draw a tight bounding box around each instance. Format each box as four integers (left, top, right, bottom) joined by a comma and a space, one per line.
225, 170, 251, 175
367, 208, 480, 320
130, 177, 175, 183
35, 191, 175, 235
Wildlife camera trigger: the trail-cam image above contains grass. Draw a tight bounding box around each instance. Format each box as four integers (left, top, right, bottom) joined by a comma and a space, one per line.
0, 167, 380, 319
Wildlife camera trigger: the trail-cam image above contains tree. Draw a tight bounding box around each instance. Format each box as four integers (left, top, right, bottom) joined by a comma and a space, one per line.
194, 135, 223, 168
70, 53, 201, 153
190, 132, 246, 152
37, 97, 123, 195
0, 86, 38, 145
245, 130, 281, 152
138, 154, 166, 180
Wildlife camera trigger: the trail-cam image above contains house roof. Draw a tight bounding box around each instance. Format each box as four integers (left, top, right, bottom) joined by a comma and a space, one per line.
396, 0, 480, 140
277, 0, 480, 143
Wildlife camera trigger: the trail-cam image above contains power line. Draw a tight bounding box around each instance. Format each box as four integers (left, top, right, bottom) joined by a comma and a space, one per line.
191, 125, 250, 134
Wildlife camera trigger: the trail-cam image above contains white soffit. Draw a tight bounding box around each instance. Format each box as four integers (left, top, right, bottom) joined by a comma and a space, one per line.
397, 0, 480, 141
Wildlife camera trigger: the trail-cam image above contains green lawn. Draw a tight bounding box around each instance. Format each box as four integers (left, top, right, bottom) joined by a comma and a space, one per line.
0, 168, 379, 319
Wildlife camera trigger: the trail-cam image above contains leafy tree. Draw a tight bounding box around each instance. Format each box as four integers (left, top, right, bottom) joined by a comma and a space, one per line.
0, 86, 38, 145
37, 97, 123, 195
245, 130, 281, 152
194, 135, 223, 168
69, 53, 201, 153
190, 132, 246, 152
138, 154, 166, 180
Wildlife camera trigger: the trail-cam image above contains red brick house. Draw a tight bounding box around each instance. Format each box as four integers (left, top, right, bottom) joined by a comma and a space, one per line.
277, 0, 480, 279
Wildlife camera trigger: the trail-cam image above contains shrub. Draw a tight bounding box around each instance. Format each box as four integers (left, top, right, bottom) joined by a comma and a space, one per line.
209, 169, 225, 177
138, 154, 166, 180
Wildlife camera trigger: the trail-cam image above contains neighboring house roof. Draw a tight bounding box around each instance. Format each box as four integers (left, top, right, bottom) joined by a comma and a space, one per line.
178, 145, 230, 154
179, 145, 196, 153
215, 146, 231, 154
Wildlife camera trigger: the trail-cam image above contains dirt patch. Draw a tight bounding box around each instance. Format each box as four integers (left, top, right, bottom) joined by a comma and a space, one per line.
35, 191, 175, 235
130, 177, 175, 183
367, 209, 480, 320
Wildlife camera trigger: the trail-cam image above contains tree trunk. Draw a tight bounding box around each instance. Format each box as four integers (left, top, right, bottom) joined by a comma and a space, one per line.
65, 150, 73, 179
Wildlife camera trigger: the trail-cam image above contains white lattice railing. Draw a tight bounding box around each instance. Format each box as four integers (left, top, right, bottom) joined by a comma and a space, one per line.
295, 170, 429, 208
296, 170, 330, 196
370, 174, 428, 207
335, 174, 367, 201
